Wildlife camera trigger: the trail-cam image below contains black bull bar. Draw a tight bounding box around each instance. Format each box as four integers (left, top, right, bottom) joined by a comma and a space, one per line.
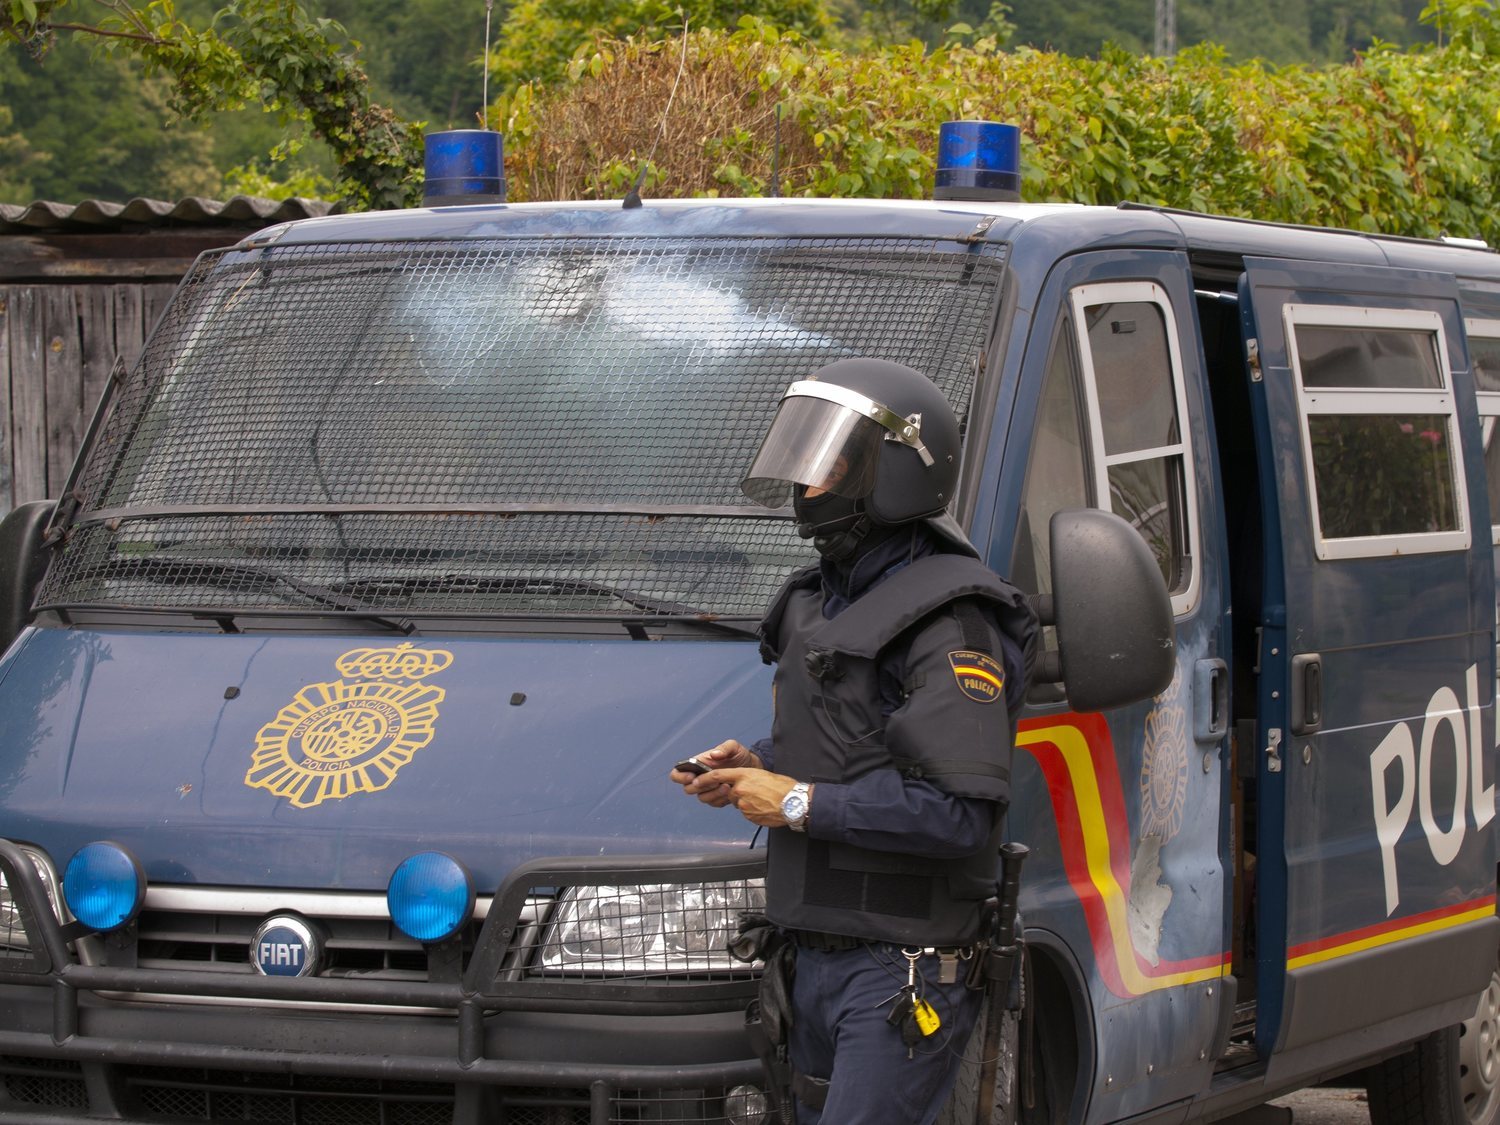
0, 839, 767, 1117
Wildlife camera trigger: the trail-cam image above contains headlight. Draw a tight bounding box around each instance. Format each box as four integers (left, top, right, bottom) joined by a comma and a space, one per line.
0, 847, 63, 952
535, 878, 765, 975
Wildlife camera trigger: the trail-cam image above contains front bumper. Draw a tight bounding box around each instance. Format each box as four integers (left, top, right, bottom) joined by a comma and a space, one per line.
0, 842, 767, 1124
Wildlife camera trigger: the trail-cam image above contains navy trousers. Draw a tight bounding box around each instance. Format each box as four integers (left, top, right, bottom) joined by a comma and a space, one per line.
789, 944, 983, 1125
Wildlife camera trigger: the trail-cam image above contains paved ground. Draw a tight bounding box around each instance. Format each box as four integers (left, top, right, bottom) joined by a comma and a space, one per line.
1268, 1086, 1371, 1123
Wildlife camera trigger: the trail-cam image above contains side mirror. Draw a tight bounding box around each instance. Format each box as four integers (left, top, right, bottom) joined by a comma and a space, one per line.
0, 500, 55, 655
1031, 508, 1175, 713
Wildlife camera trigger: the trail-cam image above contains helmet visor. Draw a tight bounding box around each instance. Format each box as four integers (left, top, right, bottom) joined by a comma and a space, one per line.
740, 394, 884, 508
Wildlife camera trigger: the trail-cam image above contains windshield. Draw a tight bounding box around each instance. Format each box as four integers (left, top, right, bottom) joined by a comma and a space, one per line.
40, 234, 1007, 621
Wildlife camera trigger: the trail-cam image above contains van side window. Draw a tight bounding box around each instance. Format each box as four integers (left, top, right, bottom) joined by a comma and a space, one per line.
1467, 320, 1500, 539
1285, 305, 1468, 559
1070, 282, 1199, 614
1015, 317, 1090, 614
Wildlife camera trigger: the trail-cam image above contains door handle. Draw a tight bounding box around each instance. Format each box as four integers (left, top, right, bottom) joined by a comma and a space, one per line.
1194, 657, 1229, 743
1290, 653, 1322, 735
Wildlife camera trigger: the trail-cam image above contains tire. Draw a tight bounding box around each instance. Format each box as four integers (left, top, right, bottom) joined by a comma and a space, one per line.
1460, 967, 1500, 1125
1365, 964, 1500, 1125
935, 1003, 1021, 1125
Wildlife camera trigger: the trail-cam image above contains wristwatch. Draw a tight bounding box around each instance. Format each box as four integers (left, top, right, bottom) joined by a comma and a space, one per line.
781, 782, 812, 832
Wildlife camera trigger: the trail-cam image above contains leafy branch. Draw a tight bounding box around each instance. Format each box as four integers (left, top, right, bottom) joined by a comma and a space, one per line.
3, 0, 424, 208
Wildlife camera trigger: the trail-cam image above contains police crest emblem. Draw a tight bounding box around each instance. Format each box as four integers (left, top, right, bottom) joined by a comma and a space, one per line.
947, 649, 1005, 704
245, 643, 453, 808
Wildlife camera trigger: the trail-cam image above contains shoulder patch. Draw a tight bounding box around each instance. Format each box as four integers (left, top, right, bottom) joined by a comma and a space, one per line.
948, 650, 1005, 704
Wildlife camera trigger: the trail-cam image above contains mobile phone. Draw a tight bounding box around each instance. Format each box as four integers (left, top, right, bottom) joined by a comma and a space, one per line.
673, 757, 711, 776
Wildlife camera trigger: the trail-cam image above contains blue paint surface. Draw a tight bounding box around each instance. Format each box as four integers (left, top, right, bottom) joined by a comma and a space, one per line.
0, 627, 770, 893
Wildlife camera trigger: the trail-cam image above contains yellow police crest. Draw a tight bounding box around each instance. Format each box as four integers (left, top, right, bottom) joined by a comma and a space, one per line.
948, 649, 1005, 704
245, 643, 453, 808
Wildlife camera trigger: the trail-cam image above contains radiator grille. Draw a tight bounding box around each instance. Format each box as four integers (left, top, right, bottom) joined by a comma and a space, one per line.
0, 1059, 752, 1124
134, 907, 433, 978
40, 236, 1006, 621
0, 1054, 87, 1109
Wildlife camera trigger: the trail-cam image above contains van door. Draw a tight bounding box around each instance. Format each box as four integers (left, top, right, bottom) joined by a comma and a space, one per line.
1000, 248, 1235, 1120
1237, 258, 1499, 1075
1466, 317, 1500, 697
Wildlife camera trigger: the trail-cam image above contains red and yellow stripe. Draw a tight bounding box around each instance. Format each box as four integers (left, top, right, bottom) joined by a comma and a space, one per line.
953, 664, 1005, 692
1286, 895, 1496, 970
1018, 714, 1230, 998
1018, 716, 1494, 992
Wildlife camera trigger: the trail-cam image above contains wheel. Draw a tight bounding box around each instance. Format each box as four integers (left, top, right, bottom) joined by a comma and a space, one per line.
935, 1003, 1020, 1125
1459, 966, 1500, 1124
1365, 963, 1500, 1125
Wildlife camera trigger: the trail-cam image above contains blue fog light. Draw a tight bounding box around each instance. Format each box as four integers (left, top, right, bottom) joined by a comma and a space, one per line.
934, 120, 1021, 202
388, 852, 475, 944
423, 130, 506, 206
63, 842, 144, 933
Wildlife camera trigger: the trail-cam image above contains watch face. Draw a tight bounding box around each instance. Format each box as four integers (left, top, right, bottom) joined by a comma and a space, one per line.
782, 791, 808, 823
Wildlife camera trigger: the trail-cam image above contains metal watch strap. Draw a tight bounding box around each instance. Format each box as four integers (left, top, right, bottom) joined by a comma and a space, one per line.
785, 781, 811, 832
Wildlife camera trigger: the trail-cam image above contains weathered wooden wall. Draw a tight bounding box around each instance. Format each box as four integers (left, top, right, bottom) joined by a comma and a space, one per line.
0, 282, 177, 512
0, 202, 331, 517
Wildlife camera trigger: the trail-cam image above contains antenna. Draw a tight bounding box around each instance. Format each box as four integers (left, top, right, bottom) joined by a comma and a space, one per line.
771, 103, 782, 198
623, 9, 689, 208
481, 0, 495, 127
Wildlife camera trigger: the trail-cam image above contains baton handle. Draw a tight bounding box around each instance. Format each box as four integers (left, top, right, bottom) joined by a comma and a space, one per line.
994, 842, 1028, 948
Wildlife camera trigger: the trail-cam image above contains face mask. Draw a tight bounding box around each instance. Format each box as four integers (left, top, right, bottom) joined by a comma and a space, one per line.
793, 489, 870, 563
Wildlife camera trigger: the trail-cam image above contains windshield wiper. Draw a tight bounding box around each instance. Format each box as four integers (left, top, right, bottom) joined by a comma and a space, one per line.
335, 573, 761, 637
62, 555, 415, 633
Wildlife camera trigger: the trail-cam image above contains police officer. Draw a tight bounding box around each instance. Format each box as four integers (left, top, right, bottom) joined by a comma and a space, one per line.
672, 359, 1036, 1125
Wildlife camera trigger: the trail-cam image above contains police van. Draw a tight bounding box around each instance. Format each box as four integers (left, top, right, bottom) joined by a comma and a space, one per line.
0, 122, 1496, 1125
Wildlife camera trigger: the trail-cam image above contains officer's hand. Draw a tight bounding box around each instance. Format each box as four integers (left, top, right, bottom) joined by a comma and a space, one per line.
697, 768, 803, 828
672, 740, 763, 808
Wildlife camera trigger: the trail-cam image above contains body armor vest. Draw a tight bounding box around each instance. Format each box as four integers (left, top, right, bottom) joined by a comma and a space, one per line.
758, 553, 1037, 946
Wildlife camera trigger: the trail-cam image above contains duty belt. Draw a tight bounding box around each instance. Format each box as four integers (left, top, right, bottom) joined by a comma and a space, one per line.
787, 929, 978, 956
786, 929, 864, 951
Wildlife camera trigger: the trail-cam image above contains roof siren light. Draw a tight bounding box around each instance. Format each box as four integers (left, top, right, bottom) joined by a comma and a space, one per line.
934, 121, 1021, 203
423, 129, 506, 207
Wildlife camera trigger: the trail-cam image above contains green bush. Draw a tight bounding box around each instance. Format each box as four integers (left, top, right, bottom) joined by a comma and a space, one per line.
499, 7, 1500, 243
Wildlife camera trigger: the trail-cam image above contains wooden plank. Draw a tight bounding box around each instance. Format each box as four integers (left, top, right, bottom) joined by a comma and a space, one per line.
0, 229, 255, 283
43, 285, 82, 497
0, 257, 202, 283
8, 287, 49, 506
74, 286, 116, 483
0, 288, 12, 512
143, 282, 179, 346
112, 284, 146, 373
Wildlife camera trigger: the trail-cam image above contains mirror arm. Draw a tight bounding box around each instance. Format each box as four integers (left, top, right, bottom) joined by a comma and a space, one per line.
1034, 649, 1062, 685
1028, 592, 1054, 628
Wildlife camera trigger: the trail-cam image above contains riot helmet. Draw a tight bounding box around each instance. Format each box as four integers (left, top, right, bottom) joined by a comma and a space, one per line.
742, 359, 968, 559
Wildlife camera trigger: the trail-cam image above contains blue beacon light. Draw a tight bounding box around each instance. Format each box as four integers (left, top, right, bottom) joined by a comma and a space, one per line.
423, 129, 506, 207
63, 842, 146, 933
934, 120, 1021, 203
387, 852, 475, 944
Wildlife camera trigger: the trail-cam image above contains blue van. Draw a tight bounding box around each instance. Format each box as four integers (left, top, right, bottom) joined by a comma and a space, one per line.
1, 129, 1498, 1125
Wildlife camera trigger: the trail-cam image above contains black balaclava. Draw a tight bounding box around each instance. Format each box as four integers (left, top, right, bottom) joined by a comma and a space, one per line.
793, 488, 908, 570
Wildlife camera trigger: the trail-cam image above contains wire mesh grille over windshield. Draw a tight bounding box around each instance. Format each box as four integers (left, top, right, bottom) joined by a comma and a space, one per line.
41, 236, 1006, 619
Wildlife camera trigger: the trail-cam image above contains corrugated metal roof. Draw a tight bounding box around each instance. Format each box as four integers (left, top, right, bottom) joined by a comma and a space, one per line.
0, 195, 337, 234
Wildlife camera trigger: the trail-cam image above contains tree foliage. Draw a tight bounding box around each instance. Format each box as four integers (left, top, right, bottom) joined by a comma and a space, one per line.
497, 1, 1500, 243
319, 0, 490, 128
0, 102, 47, 202
0, 35, 220, 200
489, 0, 834, 92
2, 0, 1497, 238
1009, 0, 1434, 60
3, 0, 422, 208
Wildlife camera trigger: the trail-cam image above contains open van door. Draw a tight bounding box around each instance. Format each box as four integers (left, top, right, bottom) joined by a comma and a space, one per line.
1237, 257, 1499, 1079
